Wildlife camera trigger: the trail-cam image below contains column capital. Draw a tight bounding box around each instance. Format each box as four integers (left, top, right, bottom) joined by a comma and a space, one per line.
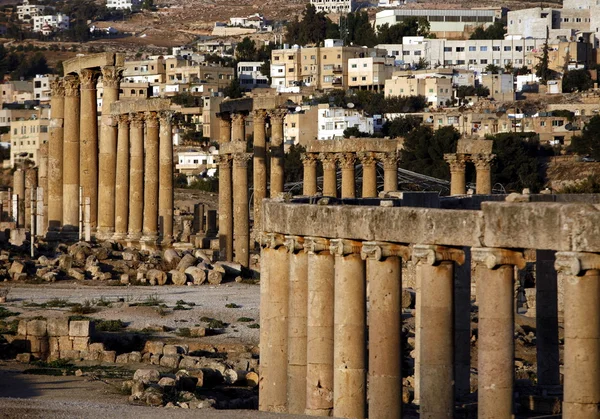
231, 112, 246, 124
284, 235, 305, 253
444, 153, 468, 171
233, 152, 252, 168
301, 152, 318, 167
472, 247, 526, 270
319, 153, 337, 170
101, 65, 122, 89
144, 111, 159, 128
159, 110, 174, 125
215, 153, 233, 168
79, 69, 99, 90
253, 109, 268, 122
473, 153, 496, 170
555, 251, 600, 276
361, 241, 411, 261
129, 112, 144, 128
63, 75, 80, 97
357, 151, 377, 167
268, 108, 287, 123
50, 79, 64, 97
117, 113, 129, 127
217, 113, 231, 122
377, 152, 398, 169
336, 152, 356, 169
303, 236, 330, 254
259, 232, 286, 249
330, 239, 362, 256
412, 244, 465, 266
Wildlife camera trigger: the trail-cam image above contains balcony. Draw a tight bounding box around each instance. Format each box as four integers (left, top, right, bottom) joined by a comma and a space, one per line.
332, 65, 343, 73
332, 77, 342, 85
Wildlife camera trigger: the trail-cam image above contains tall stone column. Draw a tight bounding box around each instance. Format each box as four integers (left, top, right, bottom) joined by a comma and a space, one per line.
218, 114, 231, 144
358, 152, 377, 198
231, 113, 245, 142
127, 113, 144, 241
38, 142, 48, 234
259, 233, 289, 413
25, 168, 37, 230
113, 114, 130, 240
48, 80, 64, 231
380, 152, 398, 192
79, 69, 99, 231
304, 237, 335, 416
13, 169, 25, 228
555, 252, 600, 419
97, 66, 121, 239
218, 154, 233, 261
269, 109, 286, 198
444, 153, 467, 196
474, 154, 495, 195
361, 242, 407, 419
233, 152, 252, 267
253, 109, 267, 233
319, 153, 337, 197
142, 111, 159, 244
330, 239, 366, 419
284, 236, 308, 414
301, 153, 318, 196
413, 245, 465, 418
472, 247, 525, 419
159, 111, 174, 244
62, 75, 80, 233
337, 153, 356, 199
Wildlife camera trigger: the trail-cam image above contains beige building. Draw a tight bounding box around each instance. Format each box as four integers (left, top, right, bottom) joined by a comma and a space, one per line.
348, 57, 395, 91
122, 57, 167, 84
284, 106, 319, 148
480, 73, 515, 101
385, 76, 453, 107
9, 107, 50, 167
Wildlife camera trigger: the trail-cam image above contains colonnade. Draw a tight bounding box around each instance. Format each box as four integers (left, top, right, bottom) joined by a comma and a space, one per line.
444, 152, 495, 195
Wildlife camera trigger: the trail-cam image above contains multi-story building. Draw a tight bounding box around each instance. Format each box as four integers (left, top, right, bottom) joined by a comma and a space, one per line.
32, 14, 69, 33
480, 73, 515, 101
385, 75, 453, 107
175, 149, 218, 177
347, 56, 395, 91
1, 81, 34, 104
33, 74, 56, 102
237, 61, 269, 90
310, 0, 353, 14
317, 104, 375, 140
284, 106, 319, 148
9, 107, 50, 167
202, 95, 225, 142
106, 0, 141, 10
17, 0, 46, 22
122, 56, 167, 84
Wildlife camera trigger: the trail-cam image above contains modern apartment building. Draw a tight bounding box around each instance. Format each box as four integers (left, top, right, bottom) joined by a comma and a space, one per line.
347, 56, 395, 90
385, 75, 453, 107
17, 0, 46, 22
237, 62, 270, 90
310, 0, 353, 14
317, 104, 375, 140
106, 0, 141, 10
9, 108, 50, 167
32, 14, 69, 33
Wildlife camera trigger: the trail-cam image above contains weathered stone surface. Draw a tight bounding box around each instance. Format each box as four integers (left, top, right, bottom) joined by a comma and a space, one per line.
89, 342, 105, 352
69, 320, 93, 337
185, 266, 206, 285
101, 350, 116, 363
207, 270, 223, 285
16, 353, 31, 363
163, 344, 184, 356
26, 319, 47, 337
58, 255, 73, 271
9, 261, 25, 275
68, 268, 85, 281
168, 270, 187, 286
150, 354, 161, 365
146, 269, 167, 286
17, 320, 27, 336
402, 288, 416, 309
58, 336, 73, 351
190, 327, 206, 337
159, 354, 181, 369
28, 336, 49, 353
116, 353, 129, 363
163, 248, 180, 269
179, 356, 200, 370
47, 318, 69, 336
61, 350, 81, 360
158, 377, 176, 387
72, 337, 89, 351
143, 341, 165, 355
131, 380, 145, 398
129, 351, 142, 363
177, 254, 197, 272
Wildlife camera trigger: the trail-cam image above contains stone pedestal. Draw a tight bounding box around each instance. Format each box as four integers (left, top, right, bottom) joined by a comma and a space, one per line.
253, 110, 267, 232
269, 110, 286, 198
338, 153, 356, 199
142, 112, 159, 244
474, 154, 495, 195
233, 152, 251, 267
301, 153, 318, 196
358, 152, 377, 198
159, 111, 174, 244
218, 154, 233, 261
380, 152, 398, 192
444, 154, 467, 196
48, 80, 64, 232
62, 75, 80, 233
320, 153, 337, 197
127, 113, 144, 241
113, 115, 130, 240
79, 69, 99, 231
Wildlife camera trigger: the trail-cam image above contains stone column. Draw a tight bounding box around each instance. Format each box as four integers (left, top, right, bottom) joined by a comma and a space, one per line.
79, 69, 99, 231
159, 111, 174, 244
127, 113, 144, 241
284, 235, 308, 414
301, 153, 318, 196
358, 152, 377, 198
444, 153, 467, 196
319, 153, 337, 197
25, 168, 37, 230
97, 66, 121, 239
218, 114, 231, 144
13, 169, 25, 228
253, 109, 267, 233
304, 237, 335, 416
337, 153, 356, 199
218, 154, 233, 261
142, 111, 159, 245
62, 75, 80, 233
48, 79, 64, 231
413, 245, 465, 418
231, 112, 245, 142
380, 152, 398, 192
361, 242, 407, 419
113, 114, 129, 240
259, 233, 289, 413
330, 239, 366, 419
555, 252, 600, 419
473, 154, 495, 195
472, 247, 525, 419
269, 109, 286, 198
38, 142, 48, 234
233, 152, 252, 267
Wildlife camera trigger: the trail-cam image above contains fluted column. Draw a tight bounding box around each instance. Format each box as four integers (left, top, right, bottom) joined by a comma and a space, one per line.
62, 75, 80, 233
79, 69, 99, 232
301, 153, 318, 196
48, 80, 64, 231
361, 242, 407, 419
231, 112, 245, 142
337, 153, 356, 199
379, 152, 398, 192
13, 169, 25, 228
127, 113, 144, 241
555, 252, 600, 419
358, 152, 377, 198
304, 237, 334, 416
233, 152, 252, 267
269, 109, 286, 197
218, 114, 231, 144
253, 109, 267, 233
142, 111, 159, 244
319, 153, 337, 197
444, 153, 467, 196
473, 154, 495, 195
285, 235, 308, 414
473, 247, 525, 419
97, 66, 121, 239
159, 111, 174, 244
38, 142, 48, 234
218, 154, 233, 261
113, 114, 130, 240
25, 168, 37, 230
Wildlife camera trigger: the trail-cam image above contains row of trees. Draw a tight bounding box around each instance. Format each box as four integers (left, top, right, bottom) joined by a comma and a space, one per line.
316, 90, 427, 115
0, 45, 52, 81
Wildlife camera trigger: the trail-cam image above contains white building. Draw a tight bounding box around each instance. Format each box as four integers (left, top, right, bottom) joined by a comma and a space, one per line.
317, 104, 374, 140
33, 74, 56, 102
310, 0, 353, 14
229, 13, 269, 30
106, 0, 141, 10
176, 150, 218, 177
237, 61, 269, 90
32, 14, 69, 33
17, 0, 46, 22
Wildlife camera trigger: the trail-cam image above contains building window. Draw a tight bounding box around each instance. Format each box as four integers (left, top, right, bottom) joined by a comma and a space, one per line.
351, 77, 357, 81
480, 59, 488, 64
515, 46, 523, 52
444, 47, 452, 52
469, 46, 476, 51
540, 121, 546, 126
504, 46, 511, 51
480, 46, 488, 52
493, 46, 500, 51
414, 51, 421, 55
351, 64, 357, 68
456, 47, 464, 52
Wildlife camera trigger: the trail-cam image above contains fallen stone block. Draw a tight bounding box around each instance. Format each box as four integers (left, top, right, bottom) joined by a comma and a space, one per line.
60, 350, 81, 360
88, 342, 105, 352
146, 269, 167, 286
168, 270, 187, 286
150, 354, 161, 365
159, 354, 181, 369
158, 377, 176, 387
133, 368, 160, 384
101, 350, 116, 363
67, 268, 85, 281
185, 267, 206, 285
15, 353, 31, 363
179, 356, 200, 370
129, 351, 142, 363
116, 353, 129, 364
207, 270, 223, 285
143, 340, 165, 355
8, 261, 25, 275
190, 327, 206, 338
177, 254, 197, 272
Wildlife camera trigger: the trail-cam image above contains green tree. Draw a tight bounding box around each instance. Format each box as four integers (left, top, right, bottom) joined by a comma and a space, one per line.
285, 4, 333, 46
284, 144, 306, 184
382, 115, 422, 138
469, 21, 506, 40
343, 126, 370, 138
171, 92, 203, 107
568, 115, 600, 160
536, 27, 552, 83
141, 0, 154, 10
562, 69, 593, 93
223, 78, 243, 98
485, 63, 501, 74
376, 17, 420, 44
235, 37, 257, 61
490, 132, 543, 192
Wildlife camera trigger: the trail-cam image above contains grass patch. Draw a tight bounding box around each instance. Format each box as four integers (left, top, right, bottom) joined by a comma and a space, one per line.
68, 315, 93, 322
225, 303, 241, 309
94, 297, 112, 307
176, 300, 195, 306
176, 327, 191, 337
95, 319, 126, 332
69, 300, 97, 315
248, 323, 260, 329
24, 362, 130, 379
23, 298, 76, 309
0, 319, 19, 334
0, 306, 19, 319
173, 304, 191, 311
200, 317, 228, 329
237, 317, 254, 323
129, 294, 164, 307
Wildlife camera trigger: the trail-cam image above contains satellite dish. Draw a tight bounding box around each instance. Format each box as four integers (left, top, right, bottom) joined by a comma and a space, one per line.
208, 146, 216, 153
295, 106, 302, 112
347, 102, 355, 109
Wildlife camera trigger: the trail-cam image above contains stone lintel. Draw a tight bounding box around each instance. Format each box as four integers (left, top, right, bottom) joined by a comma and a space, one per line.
412, 244, 465, 266
471, 247, 526, 270
361, 241, 411, 261
555, 251, 600, 276
305, 138, 399, 154
63, 52, 124, 76
220, 141, 247, 155
110, 98, 172, 115
219, 97, 253, 114
456, 138, 493, 155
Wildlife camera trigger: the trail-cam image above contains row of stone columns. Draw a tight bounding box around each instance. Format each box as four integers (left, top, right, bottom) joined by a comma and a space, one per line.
217, 109, 286, 267
301, 151, 398, 198
444, 153, 495, 195
259, 234, 593, 418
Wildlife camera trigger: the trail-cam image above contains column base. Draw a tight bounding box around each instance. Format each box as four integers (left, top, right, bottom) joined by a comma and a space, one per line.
59, 227, 79, 243
112, 231, 128, 241
140, 234, 159, 250
160, 235, 174, 247
96, 228, 115, 241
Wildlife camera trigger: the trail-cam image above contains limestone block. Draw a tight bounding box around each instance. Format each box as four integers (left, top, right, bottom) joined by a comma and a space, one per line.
68, 268, 85, 281
69, 320, 94, 337
15, 353, 31, 363
9, 261, 25, 275
12, 272, 27, 281
58, 254, 73, 271
133, 368, 160, 384
89, 342, 105, 352
159, 354, 181, 369
71, 337, 88, 351
17, 320, 27, 336
60, 350, 81, 360
143, 341, 165, 355
179, 356, 200, 370
177, 254, 197, 272
27, 319, 47, 337
163, 345, 179, 356
48, 352, 60, 362
207, 270, 223, 284
185, 267, 206, 285
168, 270, 187, 285
129, 351, 142, 363
142, 352, 152, 363
190, 327, 206, 337
82, 350, 100, 361
116, 353, 129, 363
120, 273, 130, 284
163, 248, 181, 269
158, 377, 176, 387
58, 336, 73, 351
47, 318, 69, 336
146, 269, 167, 286
101, 350, 116, 363
49, 337, 60, 353
150, 354, 161, 365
